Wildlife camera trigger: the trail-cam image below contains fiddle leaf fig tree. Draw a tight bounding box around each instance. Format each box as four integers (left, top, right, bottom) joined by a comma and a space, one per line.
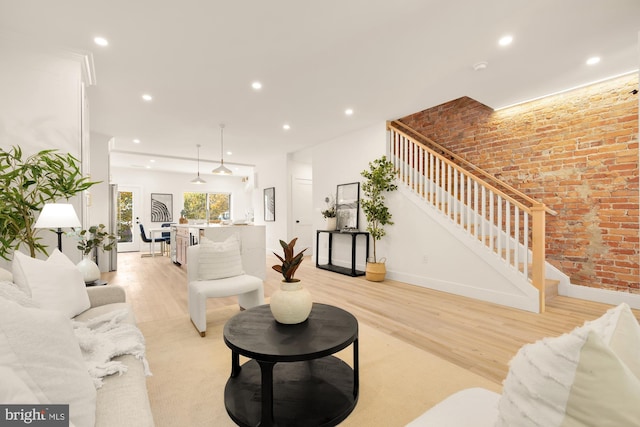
360, 155, 398, 263
0, 146, 98, 260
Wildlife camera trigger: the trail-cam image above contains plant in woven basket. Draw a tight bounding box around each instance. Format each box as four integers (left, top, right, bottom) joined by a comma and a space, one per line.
272, 238, 307, 282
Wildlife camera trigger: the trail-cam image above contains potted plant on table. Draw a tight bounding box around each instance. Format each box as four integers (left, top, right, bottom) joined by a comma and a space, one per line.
270, 238, 312, 324
360, 155, 398, 282
68, 224, 117, 283
321, 195, 337, 230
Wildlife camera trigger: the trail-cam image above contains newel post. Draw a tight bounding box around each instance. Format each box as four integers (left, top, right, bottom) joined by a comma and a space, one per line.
531, 204, 546, 313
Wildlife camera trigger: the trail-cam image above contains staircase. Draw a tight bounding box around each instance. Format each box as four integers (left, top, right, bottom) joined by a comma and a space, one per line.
387, 121, 561, 312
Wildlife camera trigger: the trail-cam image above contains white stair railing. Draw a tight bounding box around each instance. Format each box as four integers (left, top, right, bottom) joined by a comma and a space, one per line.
387, 121, 555, 312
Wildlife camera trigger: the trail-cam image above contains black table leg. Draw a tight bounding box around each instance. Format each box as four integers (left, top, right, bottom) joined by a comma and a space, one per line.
258, 360, 276, 427
231, 351, 241, 378
353, 338, 359, 399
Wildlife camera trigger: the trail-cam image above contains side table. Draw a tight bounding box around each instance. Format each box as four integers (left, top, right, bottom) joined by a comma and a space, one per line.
223, 303, 359, 427
316, 230, 369, 276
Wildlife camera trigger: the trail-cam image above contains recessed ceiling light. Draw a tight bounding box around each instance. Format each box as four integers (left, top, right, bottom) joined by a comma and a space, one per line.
498, 35, 513, 46
473, 61, 489, 71
226, 151, 232, 156
94, 37, 109, 47
283, 124, 291, 130
133, 139, 141, 144
149, 159, 155, 163
252, 81, 262, 90
586, 56, 601, 65
142, 94, 153, 102
345, 108, 354, 116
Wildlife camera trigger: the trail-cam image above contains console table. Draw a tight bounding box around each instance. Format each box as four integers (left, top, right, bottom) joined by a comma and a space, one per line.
316, 230, 369, 277
223, 304, 359, 427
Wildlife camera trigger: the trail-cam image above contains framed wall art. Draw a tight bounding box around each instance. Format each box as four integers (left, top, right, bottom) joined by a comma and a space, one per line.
264, 187, 275, 221
336, 182, 360, 230
151, 193, 173, 222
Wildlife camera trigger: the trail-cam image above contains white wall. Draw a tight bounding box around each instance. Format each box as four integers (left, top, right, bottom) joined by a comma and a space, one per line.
110, 166, 254, 234
0, 34, 86, 267
252, 153, 289, 253
311, 124, 387, 268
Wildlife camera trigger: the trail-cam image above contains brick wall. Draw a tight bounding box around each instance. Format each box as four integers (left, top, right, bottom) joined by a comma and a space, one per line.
399, 74, 639, 293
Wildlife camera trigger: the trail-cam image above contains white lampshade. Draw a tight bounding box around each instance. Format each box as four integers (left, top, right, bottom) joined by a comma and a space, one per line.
34, 203, 81, 229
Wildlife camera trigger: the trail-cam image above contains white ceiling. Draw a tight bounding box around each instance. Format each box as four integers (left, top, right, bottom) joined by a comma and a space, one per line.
1, 0, 639, 175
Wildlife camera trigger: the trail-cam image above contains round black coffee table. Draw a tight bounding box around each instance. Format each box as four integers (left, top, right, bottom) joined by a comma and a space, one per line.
223, 303, 359, 427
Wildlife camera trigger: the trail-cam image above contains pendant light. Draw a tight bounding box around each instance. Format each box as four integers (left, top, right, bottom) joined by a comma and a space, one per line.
212, 123, 232, 175
191, 144, 206, 184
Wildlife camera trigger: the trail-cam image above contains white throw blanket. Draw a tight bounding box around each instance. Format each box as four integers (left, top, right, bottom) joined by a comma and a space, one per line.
72, 308, 152, 388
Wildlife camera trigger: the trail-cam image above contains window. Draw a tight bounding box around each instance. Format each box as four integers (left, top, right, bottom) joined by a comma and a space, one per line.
183, 192, 231, 222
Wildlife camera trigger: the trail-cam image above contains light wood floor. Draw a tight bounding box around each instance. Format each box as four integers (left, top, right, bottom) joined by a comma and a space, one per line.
103, 251, 639, 385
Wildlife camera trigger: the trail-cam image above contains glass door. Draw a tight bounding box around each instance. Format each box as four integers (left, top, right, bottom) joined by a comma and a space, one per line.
117, 186, 142, 252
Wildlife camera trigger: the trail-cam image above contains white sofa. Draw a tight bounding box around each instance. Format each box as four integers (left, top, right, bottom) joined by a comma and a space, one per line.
0, 251, 154, 427
78, 286, 155, 426
406, 303, 640, 426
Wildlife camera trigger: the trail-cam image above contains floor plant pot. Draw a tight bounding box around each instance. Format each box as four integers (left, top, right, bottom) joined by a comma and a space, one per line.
270, 281, 312, 324
365, 260, 386, 282
77, 255, 101, 284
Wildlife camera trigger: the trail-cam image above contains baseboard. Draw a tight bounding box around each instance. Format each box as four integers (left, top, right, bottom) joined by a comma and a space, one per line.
560, 282, 640, 310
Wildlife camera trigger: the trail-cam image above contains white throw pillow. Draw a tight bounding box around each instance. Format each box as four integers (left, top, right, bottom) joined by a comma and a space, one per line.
0, 267, 12, 282
0, 281, 39, 308
496, 304, 640, 427
0, 297, 96, 427
12, 249, 90, 318
582, 302, 640, 379
197, 235, 244, 280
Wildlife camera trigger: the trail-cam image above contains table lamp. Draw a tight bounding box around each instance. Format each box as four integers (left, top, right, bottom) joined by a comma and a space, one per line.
34, 203, 81, 252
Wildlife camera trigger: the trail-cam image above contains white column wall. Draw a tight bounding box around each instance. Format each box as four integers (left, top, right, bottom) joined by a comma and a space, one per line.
0, 35, 85, 267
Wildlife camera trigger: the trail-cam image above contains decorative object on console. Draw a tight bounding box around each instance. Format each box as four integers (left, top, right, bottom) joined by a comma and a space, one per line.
0, 146, 97, 259
191, 144, 207, 184
33, 203, 82, 252
264, 187, 275, 221
270, 238, 312, 324
179, 209, 188, 224
321, 194, 337, 230
336, 182, 360, 230
360, 156, 398, 282
212, 123, 232, 175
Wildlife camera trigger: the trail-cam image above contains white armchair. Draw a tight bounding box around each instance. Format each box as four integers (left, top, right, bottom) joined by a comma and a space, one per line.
187, 244, 264, 337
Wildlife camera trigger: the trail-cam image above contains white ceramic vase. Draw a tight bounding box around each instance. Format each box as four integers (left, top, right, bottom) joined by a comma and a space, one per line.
269, 281, 312, 324
325, 217, 337, 231
77, 255, 101, 284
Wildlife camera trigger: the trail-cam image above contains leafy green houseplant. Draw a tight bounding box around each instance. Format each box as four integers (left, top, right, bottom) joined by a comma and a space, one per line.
270, 237, 312, 324
360, 155, 398, 281
68, 224, 117, 256
0, 146, 98, 260
321, 196, 337, 219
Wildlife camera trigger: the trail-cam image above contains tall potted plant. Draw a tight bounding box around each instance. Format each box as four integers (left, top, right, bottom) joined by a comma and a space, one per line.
0, 146, 98, 260
360, 155, 398, 281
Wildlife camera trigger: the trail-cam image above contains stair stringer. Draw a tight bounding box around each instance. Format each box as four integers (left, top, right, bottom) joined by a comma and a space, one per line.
389, 184, 541, 313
